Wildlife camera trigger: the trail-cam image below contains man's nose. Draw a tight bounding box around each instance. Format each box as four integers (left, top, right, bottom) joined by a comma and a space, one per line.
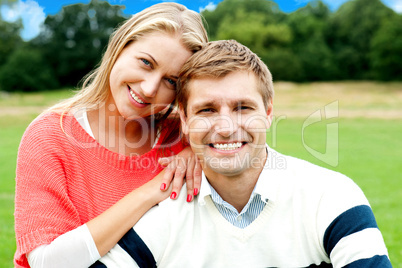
213, 113, 239, 137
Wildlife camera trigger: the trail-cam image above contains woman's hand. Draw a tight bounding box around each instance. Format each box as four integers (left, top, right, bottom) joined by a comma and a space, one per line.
158, 146, 202, 202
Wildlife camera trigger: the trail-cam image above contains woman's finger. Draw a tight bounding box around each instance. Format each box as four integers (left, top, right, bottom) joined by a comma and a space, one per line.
193, 156, 202, 196
170, 156, 186, 200
185, 156, 195, 202
160, 160, 177, 191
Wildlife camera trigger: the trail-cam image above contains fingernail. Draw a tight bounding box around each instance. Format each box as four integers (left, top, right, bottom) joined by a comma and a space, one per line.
193, 188, 199, 196
187, 194, 192, 202
160, 183, 166, 191
170, 192, 177, 199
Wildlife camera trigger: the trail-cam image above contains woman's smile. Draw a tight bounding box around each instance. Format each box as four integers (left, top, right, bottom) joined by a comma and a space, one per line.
108, 32, 192, 120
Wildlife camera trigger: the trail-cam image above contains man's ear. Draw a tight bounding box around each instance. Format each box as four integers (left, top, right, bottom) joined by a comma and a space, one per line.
266, 99, 274, 127
178, 105, 189, 135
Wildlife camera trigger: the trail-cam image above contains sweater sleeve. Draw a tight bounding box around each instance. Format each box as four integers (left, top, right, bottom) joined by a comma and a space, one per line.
316, 173, 391, 267
14, 114, 82, 268
27, 224, 100, 268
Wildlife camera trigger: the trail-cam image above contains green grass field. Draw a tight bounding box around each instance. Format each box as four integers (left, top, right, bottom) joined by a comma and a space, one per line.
1, 83, 401, 267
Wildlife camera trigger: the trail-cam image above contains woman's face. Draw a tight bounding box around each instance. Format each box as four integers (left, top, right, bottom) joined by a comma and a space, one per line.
108, 32, 192, 120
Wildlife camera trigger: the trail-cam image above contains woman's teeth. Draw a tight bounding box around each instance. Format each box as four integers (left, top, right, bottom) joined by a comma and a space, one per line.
130, 89, 145, 104
213, 142, 243, 150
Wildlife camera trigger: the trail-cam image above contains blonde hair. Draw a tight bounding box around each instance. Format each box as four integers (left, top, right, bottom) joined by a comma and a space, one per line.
47, 2, 208, 114
177, 40, 274, 114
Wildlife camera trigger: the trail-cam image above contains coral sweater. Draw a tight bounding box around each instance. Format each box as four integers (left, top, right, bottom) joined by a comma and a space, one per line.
14, 112, 184, 268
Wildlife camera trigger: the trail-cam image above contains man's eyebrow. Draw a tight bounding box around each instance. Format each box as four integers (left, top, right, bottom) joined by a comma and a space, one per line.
230, 98, 259, 107
140, 52, 158, 66
191, 101, 217, 111
190, 98, 259, 111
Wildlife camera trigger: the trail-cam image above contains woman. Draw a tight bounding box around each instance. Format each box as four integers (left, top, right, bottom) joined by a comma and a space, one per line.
14, 3, 208, 267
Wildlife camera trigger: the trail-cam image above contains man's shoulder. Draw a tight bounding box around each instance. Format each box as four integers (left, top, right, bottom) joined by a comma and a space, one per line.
135, 184, 198, 230
265, 146, 357, 190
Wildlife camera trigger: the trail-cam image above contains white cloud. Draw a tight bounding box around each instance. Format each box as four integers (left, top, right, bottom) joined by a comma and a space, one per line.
199, 2, 216, 12
1, 0, 46, 41
394, 3, 402, 13
382, 0, 402, 13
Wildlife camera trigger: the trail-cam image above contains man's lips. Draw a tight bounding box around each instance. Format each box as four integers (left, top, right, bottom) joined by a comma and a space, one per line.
209, 142, 246, 151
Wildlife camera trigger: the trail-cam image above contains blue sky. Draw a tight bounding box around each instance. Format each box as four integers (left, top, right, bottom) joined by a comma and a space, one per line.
1, 0, 402, 40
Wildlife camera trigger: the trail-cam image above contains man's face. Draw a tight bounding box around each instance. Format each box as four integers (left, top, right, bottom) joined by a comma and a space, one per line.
180, 71, 273, 177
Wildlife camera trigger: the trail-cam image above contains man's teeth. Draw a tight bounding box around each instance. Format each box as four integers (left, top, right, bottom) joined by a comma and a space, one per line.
213, 142, 243, 150
130, 89, 145, 104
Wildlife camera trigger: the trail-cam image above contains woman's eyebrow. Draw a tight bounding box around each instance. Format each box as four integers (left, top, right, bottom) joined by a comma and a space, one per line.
140, 52, 158, 66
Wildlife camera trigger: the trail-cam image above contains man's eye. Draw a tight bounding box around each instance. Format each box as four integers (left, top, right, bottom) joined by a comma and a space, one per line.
238, 106, 252, 111
198, 108, 213, 113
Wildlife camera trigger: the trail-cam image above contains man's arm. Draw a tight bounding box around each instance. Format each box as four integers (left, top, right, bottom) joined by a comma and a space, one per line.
317, 175, 391, 267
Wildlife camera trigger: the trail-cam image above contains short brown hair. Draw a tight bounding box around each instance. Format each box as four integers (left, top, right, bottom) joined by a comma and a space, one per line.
177, 40, 274, 113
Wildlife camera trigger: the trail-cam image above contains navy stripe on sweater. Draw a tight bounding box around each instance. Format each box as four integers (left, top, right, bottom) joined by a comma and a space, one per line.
323, 205, 378, 256
118, 228, 157, 268
306, 261, 333, 267
89, 261, 107, 268
344, 254, 392, 267
88, 229, 156, 268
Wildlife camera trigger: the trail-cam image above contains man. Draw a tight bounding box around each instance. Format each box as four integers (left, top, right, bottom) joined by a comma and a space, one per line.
94, 40, 391, 267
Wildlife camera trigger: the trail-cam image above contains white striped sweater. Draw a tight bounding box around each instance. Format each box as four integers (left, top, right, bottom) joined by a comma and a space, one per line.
94, 146, 391, 268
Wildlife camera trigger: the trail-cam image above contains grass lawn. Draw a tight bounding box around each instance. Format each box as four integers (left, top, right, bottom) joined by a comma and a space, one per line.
1, 83, 401, 267
266, 118, 402, 266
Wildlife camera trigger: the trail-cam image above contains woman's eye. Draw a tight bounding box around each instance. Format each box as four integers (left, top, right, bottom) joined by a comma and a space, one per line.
166, 78, 176, 86
141, 59, 152, 67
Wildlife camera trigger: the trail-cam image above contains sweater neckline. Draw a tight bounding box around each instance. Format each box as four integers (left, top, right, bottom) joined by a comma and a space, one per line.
60, 113, 165, 170
204, 195, 275, 241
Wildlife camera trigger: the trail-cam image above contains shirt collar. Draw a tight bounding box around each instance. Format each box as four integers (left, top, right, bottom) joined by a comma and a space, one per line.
197, 144, 289, 206
198, 172, 213, 206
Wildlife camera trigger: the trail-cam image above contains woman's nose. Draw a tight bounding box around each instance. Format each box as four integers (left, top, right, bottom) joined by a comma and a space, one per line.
141, 74, 161, 98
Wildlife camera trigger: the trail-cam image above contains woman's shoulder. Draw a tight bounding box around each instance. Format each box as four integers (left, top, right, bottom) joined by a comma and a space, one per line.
26, 112, 64, 131
20, 112, 75, 148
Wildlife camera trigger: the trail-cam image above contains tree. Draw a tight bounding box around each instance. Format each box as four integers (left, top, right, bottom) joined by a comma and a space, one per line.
0, 0, 22, 74
205, 0, 298, 81
31, 0, 126, 87
0, 47, 58, 92
370, 14, 402, 80
0, 20, 22, 69
216, 9, 292, 55
286, 1, 336, 80
202, 0, 284, 40
326, 0, 394, 79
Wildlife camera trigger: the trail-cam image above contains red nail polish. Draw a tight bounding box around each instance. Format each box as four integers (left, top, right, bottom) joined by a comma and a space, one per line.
187, 194, 192, 202
160, 183, 166, 191
194, 188, 199, 196
170, 192, 177, 199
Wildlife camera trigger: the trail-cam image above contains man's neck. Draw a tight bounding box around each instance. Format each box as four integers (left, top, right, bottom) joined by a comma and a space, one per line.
205, 150, 267, 213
